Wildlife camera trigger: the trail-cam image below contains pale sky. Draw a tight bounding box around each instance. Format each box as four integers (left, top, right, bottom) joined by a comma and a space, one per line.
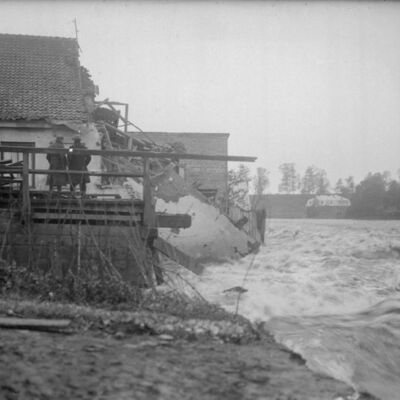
1, 0, 400, 192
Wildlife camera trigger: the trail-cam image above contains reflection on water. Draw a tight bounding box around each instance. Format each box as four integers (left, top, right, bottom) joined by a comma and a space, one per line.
171, 219, 400, 400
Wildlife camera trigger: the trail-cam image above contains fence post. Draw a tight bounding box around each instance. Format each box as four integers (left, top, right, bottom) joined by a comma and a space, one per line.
142, 157, 158, 286
143, 157, 155, 228
22, 152, 31, 220
22, 151, 33, 268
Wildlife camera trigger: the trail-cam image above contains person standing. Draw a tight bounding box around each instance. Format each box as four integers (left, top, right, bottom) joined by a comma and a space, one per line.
46, 136, 68, 193
255, 207, 267, 244
67, 137, 91, 194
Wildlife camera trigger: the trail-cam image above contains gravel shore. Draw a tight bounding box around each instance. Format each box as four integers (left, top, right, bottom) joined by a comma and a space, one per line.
0, 299, 363, 400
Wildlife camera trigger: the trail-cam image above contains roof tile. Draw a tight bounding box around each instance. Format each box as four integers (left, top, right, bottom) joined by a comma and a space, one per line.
0, 33, 94, 122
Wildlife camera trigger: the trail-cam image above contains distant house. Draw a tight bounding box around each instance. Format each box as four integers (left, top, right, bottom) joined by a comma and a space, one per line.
306, 195, 351, 218
250, 193, 351, 219
140, 132, 229, 202
250, 194, 314, 218
0, 33, 101, 190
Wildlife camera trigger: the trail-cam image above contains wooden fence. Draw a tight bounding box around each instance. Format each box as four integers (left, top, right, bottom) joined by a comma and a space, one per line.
0, 146, 256, 229
228, 204, 260, 242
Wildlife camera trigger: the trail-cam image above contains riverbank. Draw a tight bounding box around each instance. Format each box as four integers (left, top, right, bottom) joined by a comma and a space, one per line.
0, 297, 365, 400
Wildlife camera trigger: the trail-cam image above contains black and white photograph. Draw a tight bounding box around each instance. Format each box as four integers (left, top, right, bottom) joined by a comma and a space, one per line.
0, 1, 399, 399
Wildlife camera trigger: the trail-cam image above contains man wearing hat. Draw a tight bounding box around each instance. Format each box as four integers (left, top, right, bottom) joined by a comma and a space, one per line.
46, 136, 68, 193
67, 136, 91, 194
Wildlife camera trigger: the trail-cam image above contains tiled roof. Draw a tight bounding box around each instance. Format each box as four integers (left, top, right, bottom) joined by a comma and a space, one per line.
0, 33, 94, 122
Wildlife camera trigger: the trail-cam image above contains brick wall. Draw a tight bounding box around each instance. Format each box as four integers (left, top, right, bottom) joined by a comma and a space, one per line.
142, 132, 229, 197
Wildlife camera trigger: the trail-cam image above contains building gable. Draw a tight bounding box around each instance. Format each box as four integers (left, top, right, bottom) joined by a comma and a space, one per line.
0, 33, 94, 123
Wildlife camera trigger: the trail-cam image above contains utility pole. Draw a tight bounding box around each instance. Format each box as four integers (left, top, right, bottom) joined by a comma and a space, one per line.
73, 18, 82, 89
73, 18, 81, 51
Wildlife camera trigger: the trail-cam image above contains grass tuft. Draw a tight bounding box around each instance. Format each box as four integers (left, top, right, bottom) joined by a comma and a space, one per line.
0, 262, 141, 307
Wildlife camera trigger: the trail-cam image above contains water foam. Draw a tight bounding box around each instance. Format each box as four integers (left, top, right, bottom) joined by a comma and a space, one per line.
165, 219, 400, 399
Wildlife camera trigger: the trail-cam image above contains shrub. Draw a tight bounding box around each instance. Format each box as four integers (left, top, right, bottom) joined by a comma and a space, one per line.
0, 261, 142, 307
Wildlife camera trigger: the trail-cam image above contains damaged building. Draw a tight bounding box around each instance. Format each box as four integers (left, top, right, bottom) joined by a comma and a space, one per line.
0, 33, 102, 190
0, 33, 258, 279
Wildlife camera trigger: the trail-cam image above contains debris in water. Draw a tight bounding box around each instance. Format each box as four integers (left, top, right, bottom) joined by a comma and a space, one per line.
223, 286, 248, 294
158, 334, 174, 341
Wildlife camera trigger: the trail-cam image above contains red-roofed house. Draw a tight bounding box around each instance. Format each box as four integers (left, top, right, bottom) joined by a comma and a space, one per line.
0, 33, 101, 189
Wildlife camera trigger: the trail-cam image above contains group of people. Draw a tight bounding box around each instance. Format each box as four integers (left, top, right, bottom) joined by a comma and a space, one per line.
47, 136, 91, 194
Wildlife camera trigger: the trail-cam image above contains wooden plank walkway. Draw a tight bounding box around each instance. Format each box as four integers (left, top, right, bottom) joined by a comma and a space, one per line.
0, 190, 191, 228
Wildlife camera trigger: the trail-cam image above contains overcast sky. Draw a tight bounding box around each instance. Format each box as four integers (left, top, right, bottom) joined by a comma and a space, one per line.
1, 0, 400, 192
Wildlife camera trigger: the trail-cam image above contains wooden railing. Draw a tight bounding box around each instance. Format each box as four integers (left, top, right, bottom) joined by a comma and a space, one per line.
0, 146, 256, 229
228, 204, 260, 242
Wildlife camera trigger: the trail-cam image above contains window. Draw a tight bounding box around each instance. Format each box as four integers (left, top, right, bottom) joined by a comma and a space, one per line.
1, 141, 36, 187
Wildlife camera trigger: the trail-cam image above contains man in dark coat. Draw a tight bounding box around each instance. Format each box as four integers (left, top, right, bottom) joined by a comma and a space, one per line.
67, 137, 91, 194
46, 136, 68, 192
255, 207, 267, 244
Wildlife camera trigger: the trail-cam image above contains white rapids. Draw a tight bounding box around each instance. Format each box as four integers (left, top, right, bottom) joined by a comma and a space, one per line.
165, 219, 400, 400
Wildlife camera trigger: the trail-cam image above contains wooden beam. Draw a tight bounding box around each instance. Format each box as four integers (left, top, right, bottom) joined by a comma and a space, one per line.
143, 158, 155, 228
8, 169, 143, 178
28, 195, 144, 207
153, 237, 203, 275
32, 212, 140, 222
0, 317, 71, 332
0, 168, 22, 174
30, 203, 143, 212
95, 99, 128, 107
103, 122, 145, 145
22, 153, 31, 218
0, 121, 53, 129
0, 178, 22, 186
125, 103, 132, 148
0, 146, 257, 163
156, 213, 191, 229
103, 101, 143, 133
124, 104, 129, 133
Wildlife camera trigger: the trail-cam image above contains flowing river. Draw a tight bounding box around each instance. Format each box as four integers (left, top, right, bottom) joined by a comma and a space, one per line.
169, 219, 400, 400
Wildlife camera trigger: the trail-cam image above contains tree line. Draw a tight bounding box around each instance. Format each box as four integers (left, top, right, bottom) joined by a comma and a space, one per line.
228, 162, 400, 218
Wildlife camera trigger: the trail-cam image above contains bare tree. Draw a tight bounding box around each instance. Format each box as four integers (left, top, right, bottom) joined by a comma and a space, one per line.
228, 164, 251, 208
253, 167, 269, 195
278, 163, 299, 193
301, 166, 330, 194
335, 178, 344, 194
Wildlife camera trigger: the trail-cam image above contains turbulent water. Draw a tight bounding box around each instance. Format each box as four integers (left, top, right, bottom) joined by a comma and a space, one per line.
168, 219, 400, 400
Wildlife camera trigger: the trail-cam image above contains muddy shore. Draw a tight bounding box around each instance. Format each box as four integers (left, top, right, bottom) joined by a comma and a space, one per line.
0, 298, 376, 400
